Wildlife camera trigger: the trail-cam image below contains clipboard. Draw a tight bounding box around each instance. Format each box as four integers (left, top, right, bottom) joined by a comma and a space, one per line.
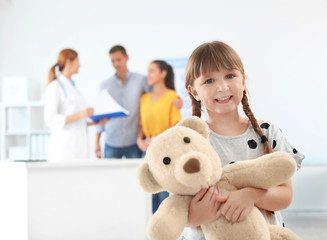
90, 90, 129, 122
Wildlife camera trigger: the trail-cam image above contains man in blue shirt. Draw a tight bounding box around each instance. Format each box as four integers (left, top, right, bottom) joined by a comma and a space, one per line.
95, 45, 150, 158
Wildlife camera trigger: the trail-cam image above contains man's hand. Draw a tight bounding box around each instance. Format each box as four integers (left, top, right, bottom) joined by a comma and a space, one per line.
95, 142, 102, 158
98, 117, 110, 126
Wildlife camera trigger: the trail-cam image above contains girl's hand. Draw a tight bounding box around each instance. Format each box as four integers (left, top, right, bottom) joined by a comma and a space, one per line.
187, 186, 227, 227
137, 138, 151, 152
218, 187, 267, 223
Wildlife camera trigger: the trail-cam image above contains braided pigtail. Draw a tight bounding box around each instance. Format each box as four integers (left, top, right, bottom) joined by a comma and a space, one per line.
189, 93, 202, 118
241, 90, 273, 154
242, 90, 276, 219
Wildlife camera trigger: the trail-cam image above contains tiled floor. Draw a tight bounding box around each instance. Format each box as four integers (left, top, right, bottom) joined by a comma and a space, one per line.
283, 214, 327, 240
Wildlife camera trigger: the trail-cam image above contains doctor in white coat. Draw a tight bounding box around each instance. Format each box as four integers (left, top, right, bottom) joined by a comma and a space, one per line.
44, 49, 105, 162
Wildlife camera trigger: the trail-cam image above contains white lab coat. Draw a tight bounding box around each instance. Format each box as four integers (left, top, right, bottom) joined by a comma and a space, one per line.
44, 74, 89, 162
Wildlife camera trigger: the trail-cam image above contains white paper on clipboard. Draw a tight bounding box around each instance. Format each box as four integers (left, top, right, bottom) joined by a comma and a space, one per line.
90, 90, 129, 121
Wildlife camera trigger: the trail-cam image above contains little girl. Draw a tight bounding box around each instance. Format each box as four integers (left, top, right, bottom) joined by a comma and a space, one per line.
179, 41, 304, 239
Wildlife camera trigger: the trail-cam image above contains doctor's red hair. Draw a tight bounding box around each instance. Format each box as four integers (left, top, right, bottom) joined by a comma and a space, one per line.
47, 49, 78, 85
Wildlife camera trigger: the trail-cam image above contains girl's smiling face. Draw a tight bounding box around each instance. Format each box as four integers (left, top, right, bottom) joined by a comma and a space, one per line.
188, 68, 245, 116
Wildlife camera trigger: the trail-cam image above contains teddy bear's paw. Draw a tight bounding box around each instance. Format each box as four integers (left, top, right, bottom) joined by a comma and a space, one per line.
269, 224, 302, 240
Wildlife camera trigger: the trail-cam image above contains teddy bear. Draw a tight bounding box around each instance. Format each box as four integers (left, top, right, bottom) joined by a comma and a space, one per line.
138, 116, 300, 240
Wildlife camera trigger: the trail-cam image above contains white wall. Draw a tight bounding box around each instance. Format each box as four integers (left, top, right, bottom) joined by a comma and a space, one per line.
1, 0, 327, 160
0, 3, 5, 100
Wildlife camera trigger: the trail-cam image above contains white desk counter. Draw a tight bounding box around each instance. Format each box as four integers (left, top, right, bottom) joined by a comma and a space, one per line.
1, 159, 326, 240
0, 159, 151, 240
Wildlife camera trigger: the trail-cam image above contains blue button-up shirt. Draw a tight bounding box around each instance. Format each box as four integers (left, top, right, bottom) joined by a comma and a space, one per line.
97, 72, 150, 147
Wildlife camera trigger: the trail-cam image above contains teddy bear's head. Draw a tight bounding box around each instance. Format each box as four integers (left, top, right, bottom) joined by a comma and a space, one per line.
138, 116, 222, 196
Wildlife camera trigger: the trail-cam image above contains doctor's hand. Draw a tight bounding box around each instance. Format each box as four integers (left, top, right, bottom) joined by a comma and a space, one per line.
79, 107, 94, 119
187, 186, 227, 227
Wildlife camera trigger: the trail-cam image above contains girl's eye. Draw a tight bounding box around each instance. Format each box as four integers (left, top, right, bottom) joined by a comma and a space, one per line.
205, 79, 214, 84
226, 74, 235, 79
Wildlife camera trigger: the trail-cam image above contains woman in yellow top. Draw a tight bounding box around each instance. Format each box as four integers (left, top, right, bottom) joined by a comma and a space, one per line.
137, 60, 181, 150
137, 60, 182, 213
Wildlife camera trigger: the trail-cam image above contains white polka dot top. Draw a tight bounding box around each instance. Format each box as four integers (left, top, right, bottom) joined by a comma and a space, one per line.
209, 120, 304, 169
209, 120, 304, 227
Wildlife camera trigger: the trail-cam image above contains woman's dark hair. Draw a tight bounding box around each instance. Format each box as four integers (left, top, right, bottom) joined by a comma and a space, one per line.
152, 60, 175, 90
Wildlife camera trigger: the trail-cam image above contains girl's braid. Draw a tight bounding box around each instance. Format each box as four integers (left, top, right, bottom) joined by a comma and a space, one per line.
241, 91, 273, 154
242, 90, 276, 218
191, 95, 202, 118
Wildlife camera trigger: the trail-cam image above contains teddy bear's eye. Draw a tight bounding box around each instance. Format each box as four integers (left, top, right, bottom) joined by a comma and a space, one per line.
163, 157, 171, 165
183, 137, 191, 143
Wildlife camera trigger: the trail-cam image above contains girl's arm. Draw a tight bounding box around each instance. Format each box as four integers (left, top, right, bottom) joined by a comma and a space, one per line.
219, 180, 293, 223
188, 180, 292, 225
217, 152, 295, 222
255, 180, 293, 210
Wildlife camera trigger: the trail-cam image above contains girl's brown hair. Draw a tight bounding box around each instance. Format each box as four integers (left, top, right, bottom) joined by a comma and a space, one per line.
185, 41, 273, 155
47, 49, 78, 85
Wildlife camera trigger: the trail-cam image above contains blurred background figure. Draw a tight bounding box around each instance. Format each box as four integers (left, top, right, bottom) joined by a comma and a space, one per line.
137, 60, 182, 213
44, 49, 105, 162
95, 46, 183, 159
95, 45, 150, 159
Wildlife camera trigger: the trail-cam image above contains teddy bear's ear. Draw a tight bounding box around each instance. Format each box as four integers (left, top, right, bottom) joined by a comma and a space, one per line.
177, 116, 209, 139
138, 161, 163, 193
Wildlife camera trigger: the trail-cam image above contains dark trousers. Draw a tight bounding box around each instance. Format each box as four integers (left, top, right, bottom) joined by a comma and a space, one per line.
104, 144, 142, 158
152, 191, 169, 214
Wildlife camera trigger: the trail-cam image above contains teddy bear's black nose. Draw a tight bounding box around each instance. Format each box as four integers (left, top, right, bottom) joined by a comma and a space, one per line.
183, 158, 200, 173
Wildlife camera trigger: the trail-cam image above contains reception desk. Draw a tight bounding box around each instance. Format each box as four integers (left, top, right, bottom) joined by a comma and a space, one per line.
0, 159, 151, 240
1, 160, 326, 240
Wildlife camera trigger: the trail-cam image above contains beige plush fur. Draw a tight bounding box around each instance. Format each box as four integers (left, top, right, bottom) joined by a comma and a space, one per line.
138, 116, 300, 240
